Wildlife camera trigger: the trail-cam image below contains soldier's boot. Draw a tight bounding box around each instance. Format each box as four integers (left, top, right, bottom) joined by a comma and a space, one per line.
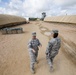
30, 63, 35, 74
49, 61, 53, 72
30, 67, 35, 74
50, 66, 54, 72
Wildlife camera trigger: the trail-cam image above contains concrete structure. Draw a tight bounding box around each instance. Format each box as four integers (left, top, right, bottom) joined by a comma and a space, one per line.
1, 27, 23, 34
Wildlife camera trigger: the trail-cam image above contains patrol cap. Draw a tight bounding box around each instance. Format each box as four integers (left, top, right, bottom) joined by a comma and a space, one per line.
51, 30, 59, 34
32, 32, 36, 36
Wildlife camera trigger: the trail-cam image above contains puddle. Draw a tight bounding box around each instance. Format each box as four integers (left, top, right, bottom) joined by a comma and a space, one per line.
44, 32, 51, 36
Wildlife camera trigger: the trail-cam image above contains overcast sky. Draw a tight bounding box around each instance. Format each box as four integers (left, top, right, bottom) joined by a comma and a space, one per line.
0, 0, 76, 18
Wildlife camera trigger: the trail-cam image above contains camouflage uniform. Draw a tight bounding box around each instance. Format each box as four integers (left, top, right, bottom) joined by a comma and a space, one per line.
46, 30, 61, 68
28, 32, 42, 72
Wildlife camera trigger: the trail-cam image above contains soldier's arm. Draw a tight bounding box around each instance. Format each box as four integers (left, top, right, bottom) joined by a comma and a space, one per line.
57, 38, 61, 49
28, 40, 33, 51
45, 41, 53, 55
37, 39, 42, 47
28, 40, 36, 53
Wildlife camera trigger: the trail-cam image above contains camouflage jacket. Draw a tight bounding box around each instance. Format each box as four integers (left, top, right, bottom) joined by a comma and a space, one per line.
28, 38, 41, 52
46, 37, 61, 58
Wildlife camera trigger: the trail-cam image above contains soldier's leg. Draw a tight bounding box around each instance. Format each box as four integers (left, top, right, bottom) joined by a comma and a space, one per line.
35, 52, 38, 58
49, 56, 55, 72
47, 58, 53, 67
48, 58, 54, 72
46, 55, 53, 72
35, 52, 38, 60
50, 57, 54, 65
35, 52, 39, 63
29, 52, 36, 74
30, 62, 35, 74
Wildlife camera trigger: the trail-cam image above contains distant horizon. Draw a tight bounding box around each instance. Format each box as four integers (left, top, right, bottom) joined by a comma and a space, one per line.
0, 13, 76, 19
0, 0, 76, 18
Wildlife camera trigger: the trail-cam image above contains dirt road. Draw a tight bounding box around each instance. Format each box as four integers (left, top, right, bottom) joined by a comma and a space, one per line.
0, 21, 76, 75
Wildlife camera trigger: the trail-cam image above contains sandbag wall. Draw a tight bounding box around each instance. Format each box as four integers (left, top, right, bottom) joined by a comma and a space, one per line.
0, 14, 27, 28
44, 15, 76, 24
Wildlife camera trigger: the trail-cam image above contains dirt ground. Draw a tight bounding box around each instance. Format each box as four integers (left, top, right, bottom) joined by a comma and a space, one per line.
0, 21, 76, 75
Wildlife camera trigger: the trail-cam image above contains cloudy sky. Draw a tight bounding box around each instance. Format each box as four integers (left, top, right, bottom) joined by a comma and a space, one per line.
0, 0, 76, 18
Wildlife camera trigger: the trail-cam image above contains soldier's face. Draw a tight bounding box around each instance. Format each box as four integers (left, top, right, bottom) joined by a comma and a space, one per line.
51, 33, 54, 37
32, 36, 36, 39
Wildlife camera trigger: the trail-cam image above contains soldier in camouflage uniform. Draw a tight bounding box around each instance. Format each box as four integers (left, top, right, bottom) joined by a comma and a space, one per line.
46, 30, 61, 72
28, 32, 42, 74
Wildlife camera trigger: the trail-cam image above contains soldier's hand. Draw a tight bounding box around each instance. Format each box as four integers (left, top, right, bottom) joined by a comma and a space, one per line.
46, 53, 48, 55
32, 49, 36, 53
39, 45, 42, 47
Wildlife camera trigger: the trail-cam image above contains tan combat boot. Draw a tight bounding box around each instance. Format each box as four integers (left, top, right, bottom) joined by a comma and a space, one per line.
31, 68, 35, 74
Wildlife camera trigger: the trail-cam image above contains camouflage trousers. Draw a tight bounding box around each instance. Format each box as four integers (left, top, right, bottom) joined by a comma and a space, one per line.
46, 55, 55, 67
29, 50, 38, 69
